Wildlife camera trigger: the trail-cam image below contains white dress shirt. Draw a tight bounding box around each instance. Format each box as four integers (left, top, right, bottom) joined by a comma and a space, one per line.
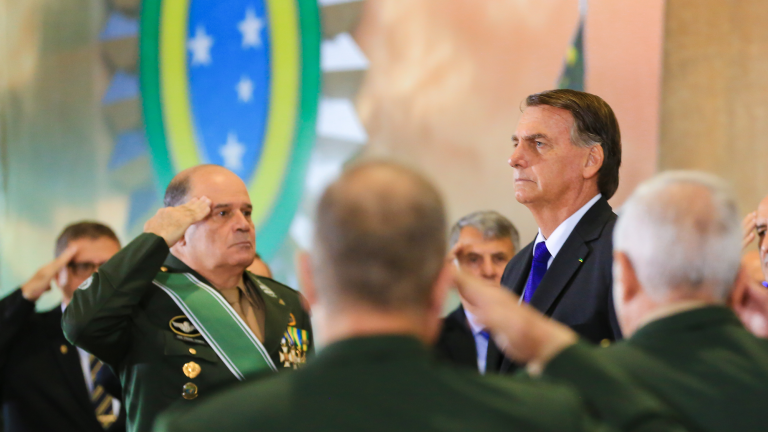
62, 304, 121, 414
532, 194, 602, 268
463, 309, 490, 374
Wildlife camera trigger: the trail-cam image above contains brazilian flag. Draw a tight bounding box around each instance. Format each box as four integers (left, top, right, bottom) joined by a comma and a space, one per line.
558, 19, 585, 91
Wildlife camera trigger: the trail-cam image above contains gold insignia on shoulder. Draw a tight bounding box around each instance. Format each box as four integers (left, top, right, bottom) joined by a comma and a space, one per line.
60, 345, 68, 355
278, 298, 285, 306
183, 361, 201, 379
169, 316, 201, 337
160, 266, 168, 272
182, 382, 198, 400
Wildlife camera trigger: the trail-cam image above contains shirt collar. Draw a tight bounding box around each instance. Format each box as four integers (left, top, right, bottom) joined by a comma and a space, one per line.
463, 308, 485, 335
534, 193, 601, 259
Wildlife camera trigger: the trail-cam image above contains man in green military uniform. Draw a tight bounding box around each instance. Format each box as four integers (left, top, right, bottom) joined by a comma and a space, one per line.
155, 162, 686, 432
63, 165, 312, 432
456, 171, 768, 432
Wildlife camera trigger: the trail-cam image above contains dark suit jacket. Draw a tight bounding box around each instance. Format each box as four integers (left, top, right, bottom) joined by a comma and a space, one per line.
63, 233, 313, 432
435, 306, 505, 373
500, 198, 621, 372
545, 306, 768, 432
155, 335, 687, 432
0, 289, 125, 432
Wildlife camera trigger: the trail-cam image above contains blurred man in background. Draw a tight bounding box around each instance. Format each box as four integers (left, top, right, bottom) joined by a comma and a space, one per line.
155, 161, 686, 432
436, 210, 518, 373
0, 222, 124, 432
458, 171, 768, 432
500, 90, 623, 375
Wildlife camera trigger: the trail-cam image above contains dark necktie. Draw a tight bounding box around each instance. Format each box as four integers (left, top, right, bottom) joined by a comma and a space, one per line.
523, 242, 551, 303
89, 354, 115, 429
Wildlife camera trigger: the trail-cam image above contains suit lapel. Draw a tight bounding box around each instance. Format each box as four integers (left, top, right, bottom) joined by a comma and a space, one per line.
485, 340, 504, 373
445, 307, 478, 368
529, 198, 614, 315
46, 307, 94, 415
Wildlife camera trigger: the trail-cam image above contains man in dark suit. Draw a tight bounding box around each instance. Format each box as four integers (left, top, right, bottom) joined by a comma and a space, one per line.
436, 211, 518, 373
0, 222, 125, 432
458, 171, 768, 432
155, 161, 688, 432
501, 89, 623, 370
63, 165, 312, 432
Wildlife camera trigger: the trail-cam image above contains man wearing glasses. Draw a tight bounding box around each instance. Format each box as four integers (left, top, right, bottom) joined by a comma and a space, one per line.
0, 222, 125, 432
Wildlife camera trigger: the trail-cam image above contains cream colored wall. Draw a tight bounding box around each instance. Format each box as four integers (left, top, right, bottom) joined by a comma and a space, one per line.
660, 0, 768, 219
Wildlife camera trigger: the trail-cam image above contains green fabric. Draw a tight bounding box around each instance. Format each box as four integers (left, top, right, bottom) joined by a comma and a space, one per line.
153, 272, 277, 379
546, 306, 768, 432
63, 233, 313, 432
155, 335, 686, 432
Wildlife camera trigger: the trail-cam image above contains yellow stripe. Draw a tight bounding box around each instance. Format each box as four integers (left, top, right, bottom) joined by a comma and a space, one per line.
161, 0, 200, 171
250, 0, 299, 227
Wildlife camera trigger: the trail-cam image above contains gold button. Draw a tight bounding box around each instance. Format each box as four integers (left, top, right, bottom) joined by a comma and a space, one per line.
60, 345, 68, 354
160, 266, 168, 272
182, 382, 198, 400
189, 348, 197, 355
600, 339, 611, 348
183, 361, 201, 379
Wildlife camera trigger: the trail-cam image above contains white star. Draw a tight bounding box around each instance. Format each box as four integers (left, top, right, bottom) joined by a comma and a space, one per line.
236, 76, 254, 103
188, 25, 214, 66
238, 8, 264, 48
219, 132, 246, 171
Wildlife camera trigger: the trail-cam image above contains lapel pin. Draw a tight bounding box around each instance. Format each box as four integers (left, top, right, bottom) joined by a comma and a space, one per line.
578, 258, 584, 263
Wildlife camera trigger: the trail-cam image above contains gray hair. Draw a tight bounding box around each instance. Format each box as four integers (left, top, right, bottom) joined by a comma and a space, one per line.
613, 171, 741, 302
448, 211, 520, 253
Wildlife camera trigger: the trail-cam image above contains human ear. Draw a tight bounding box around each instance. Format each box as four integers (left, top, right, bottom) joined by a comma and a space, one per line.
615, 252, 641, 303
296, 252, 318, 308
584, 144, 604, 180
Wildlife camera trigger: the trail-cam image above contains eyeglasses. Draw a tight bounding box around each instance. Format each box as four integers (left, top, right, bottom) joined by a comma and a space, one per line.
67, 261, 106, 277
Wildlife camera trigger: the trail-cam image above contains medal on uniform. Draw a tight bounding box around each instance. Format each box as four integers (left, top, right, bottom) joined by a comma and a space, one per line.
183, 361, 201, 379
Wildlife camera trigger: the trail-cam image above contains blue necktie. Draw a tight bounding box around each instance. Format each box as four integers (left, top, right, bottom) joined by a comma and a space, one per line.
523, 242, 551, 303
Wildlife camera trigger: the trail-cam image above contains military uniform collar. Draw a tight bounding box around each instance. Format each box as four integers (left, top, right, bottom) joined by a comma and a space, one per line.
630, 305, 742, 344
161, 253, 212, 286
314, 335, 429, 366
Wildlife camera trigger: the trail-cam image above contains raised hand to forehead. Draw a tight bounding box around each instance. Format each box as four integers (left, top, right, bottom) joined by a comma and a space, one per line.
144, 197, 212, 247
21, 245, 79, 302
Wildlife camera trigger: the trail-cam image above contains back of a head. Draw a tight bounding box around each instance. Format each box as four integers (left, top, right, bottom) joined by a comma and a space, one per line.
313, 161, 447, 312
614, 171, 741, 302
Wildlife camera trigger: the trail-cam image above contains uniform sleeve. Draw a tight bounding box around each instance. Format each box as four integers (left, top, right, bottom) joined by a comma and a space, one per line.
0, 288, 36, 368
545, 342, 688, 432
62, 233, 170, 365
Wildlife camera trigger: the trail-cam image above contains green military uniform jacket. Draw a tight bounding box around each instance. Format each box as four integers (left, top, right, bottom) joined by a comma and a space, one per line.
155, 335, 686, 432
545, 306, 768, 432
62, 233, 313, 432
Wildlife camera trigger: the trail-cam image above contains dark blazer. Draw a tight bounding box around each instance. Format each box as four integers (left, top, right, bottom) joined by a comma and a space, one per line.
0, 289, 124, 432
545, 306, 768, 432
435, 306, 505, 373
155, 335, 687, 432
500, 198, 621, 373
62, 233, 313, 432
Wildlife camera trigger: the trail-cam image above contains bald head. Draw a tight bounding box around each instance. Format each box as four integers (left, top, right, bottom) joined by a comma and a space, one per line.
164, 165, 247, 207
614, 171, 742, 302
313, 161, 446, 312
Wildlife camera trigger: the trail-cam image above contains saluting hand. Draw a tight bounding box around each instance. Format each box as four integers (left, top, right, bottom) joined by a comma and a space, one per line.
144, 197, 212, 247
21, 245, 79, 302
454, 270, 578, 374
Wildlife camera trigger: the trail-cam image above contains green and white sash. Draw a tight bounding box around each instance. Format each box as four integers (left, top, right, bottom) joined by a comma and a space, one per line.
153, 272, 277, 380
